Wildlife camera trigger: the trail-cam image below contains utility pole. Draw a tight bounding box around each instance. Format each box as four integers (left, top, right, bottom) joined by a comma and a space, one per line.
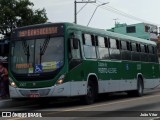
74, 0, 96, 24
113, 18, 118, 26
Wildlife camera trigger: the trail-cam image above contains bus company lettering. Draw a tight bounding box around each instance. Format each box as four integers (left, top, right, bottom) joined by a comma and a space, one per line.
18, 27, 58, 37
98, 62, 107, 67
137, 64, 141, 70
98, 68, 117, 74
98, 62, 117, 74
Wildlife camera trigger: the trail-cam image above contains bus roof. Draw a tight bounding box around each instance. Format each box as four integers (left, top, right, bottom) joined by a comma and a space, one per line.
14, 22, 157, 46
64, 22, 156, 46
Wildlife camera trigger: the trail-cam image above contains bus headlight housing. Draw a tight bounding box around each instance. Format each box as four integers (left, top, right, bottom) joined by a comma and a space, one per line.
56, 74, 65, 85
9, 77, 17, 88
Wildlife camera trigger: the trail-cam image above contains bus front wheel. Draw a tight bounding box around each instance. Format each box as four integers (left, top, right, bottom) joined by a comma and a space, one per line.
82, 81, 97, 105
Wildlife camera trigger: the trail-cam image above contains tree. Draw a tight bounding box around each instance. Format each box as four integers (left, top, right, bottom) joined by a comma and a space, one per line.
0, 0, 48, 37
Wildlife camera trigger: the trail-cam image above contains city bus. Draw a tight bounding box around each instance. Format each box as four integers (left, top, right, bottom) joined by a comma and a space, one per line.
9, 22, 160, 104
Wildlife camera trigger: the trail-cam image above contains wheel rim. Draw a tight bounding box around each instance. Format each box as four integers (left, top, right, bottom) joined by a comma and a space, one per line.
87, 85, 94, 100
138, 82, 142, 94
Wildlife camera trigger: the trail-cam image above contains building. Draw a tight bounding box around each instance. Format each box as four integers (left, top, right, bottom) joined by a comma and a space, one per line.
107, 22, 158, 42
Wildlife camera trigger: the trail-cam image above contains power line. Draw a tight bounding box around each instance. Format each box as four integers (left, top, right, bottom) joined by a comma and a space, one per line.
77, 3, 88, 14
93, 2, 147, 23
74, 0, 96, 24
96, 1, 159, 25
93, 1, 160, 26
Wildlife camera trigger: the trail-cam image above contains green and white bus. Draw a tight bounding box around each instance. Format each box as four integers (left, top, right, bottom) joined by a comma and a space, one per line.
9, 22, 160, 104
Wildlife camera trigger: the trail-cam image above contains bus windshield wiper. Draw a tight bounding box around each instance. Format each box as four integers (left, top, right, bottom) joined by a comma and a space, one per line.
40, 37, 50, 64
22, 41, 30, 63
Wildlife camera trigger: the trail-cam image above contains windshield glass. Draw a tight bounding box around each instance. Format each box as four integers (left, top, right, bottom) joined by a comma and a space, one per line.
11, 37, 64, 74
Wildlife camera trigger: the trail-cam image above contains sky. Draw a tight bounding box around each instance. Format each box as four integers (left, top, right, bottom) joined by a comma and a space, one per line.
30, 0, 160, 30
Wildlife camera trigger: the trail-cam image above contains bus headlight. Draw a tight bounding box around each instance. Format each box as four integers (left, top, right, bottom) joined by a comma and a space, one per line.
9, 77, 17, 88
56, 74, 65, 85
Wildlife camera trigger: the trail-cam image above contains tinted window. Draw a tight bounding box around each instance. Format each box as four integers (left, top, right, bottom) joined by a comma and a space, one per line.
132, 43, 137, 52
136, 43, 140, 52
121, 41, 127, 50
126, 26, 136, 33
98, 36, 109, 59
70, 39, 81, 59
98, 36, 105, 47
152, 46, 155, 54
148, 46, 153, 54
145, 45, 149, 53
83, 34, 97, 59
141, 44, 145, 53
110, 38, 117, 48
127, 42, 132, 51
83, 34, 92, 45
141, 44, 148, 62
109, 38, 121, 59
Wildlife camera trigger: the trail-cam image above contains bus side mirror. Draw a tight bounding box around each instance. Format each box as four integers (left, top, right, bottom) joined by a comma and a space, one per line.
72, 38, 79, 49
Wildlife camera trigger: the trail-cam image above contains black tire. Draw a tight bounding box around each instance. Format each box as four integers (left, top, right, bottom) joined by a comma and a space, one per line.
127, 77, 143, 97
82, 81, 97, 105
135, 77, 144, 97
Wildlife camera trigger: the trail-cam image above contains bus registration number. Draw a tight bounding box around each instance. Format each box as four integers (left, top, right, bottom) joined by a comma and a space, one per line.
29, 93, 40, 98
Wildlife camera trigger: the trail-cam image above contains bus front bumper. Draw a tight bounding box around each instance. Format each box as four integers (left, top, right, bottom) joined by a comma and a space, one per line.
9, 82, 71, 98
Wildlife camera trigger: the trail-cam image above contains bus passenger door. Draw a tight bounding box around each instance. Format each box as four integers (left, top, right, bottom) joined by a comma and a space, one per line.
67, 30, 86, 96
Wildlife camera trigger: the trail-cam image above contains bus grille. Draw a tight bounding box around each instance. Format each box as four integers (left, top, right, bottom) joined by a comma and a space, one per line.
19, 89, 50, 97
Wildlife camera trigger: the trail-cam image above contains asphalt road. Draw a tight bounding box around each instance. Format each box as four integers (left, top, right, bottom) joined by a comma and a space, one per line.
1, 87, 160, 120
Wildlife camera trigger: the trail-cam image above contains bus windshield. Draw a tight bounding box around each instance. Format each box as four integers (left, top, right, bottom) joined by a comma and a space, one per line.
11, 37, 64, 74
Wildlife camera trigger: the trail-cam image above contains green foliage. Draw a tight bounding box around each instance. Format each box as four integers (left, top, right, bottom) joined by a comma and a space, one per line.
0, 0, 48, 37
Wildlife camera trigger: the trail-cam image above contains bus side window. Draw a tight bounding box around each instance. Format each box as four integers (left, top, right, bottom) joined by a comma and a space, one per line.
131, 43, 136, 52
145, 45, 149, 53
149, 46, 156, 63
141, 44, 145, 53
126, 41, 132, 51
136, 44, 138, 52
110, 38, 117, 48
132, 43, 140, 61
154, 46, 159, 63
121, 41, 131, 60
105, 37, 110, 48
152, 46, 155, 54
139, 44, 141, 52
141, 44, 148, 62
109, 38, 121, 60
116, 40, 121, 49
121, 41, 127, 50
97, 36, 109, 59
69, 38, 81, 60
83, 33, 97, 59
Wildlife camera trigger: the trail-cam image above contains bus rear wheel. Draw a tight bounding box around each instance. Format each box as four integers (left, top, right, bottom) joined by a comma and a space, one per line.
128, 77, 143, 97
135, 77, 144, 97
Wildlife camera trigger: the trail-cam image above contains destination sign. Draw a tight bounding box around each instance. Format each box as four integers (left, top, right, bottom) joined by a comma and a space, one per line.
11, 24, 64, 39
18, 27, 58, 37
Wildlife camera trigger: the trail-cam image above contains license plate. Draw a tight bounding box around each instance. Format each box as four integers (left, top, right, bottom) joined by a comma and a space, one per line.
29, 93, 40, 98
